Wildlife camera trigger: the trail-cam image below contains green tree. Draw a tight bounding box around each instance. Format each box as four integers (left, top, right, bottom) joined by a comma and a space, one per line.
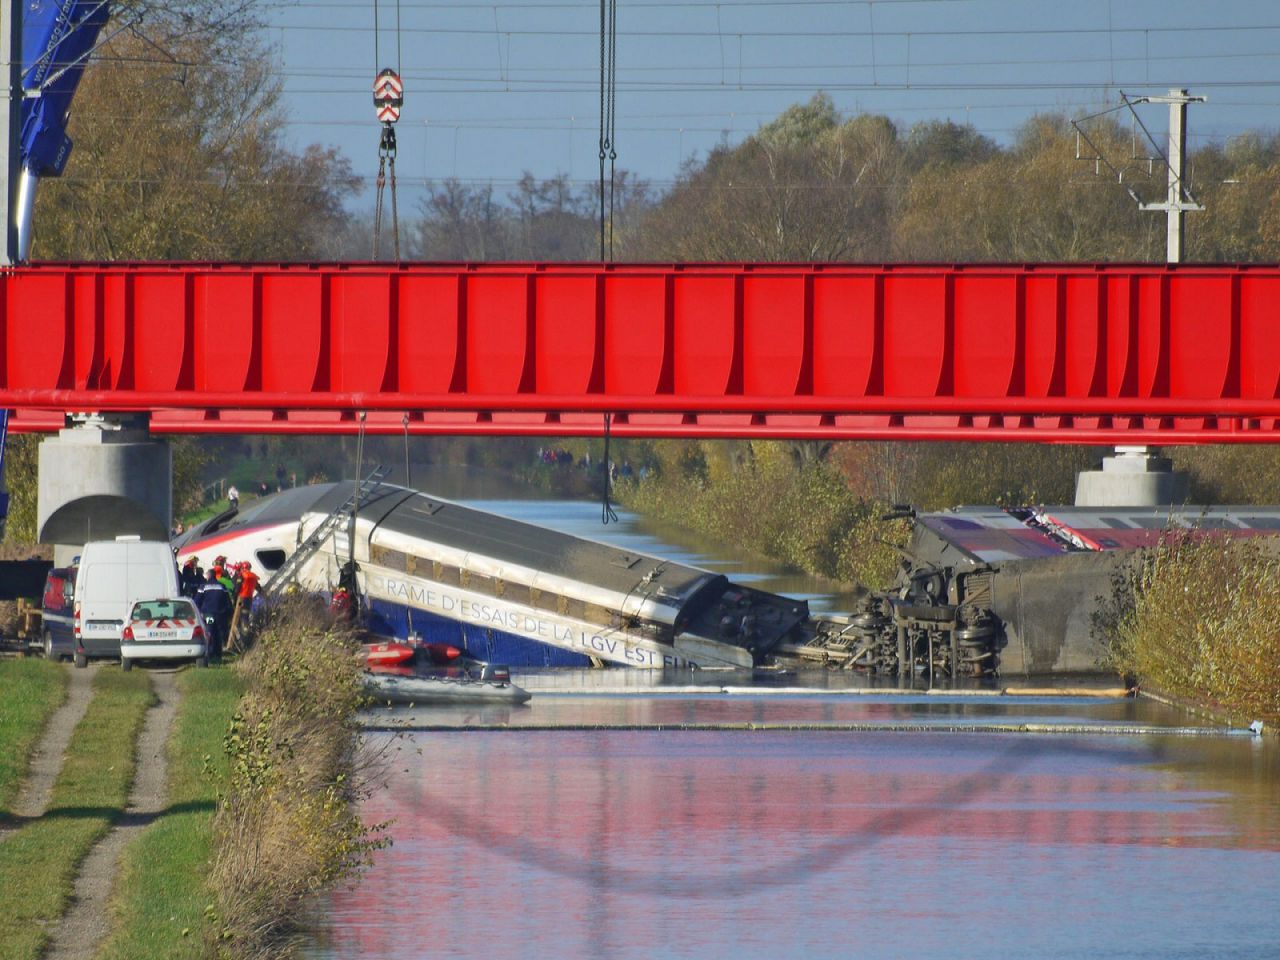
903, 119, 999, 172
634, 95, 903, 261
33, 27, 359, 260
896, 114, 1164, 261
1, 435, 40, 545
5, 8, 362, 545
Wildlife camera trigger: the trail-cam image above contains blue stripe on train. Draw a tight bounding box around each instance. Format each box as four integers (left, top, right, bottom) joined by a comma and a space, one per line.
366, 597, 594, 667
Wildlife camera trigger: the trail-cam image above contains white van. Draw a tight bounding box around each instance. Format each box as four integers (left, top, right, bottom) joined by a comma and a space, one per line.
73, 537, 180, 668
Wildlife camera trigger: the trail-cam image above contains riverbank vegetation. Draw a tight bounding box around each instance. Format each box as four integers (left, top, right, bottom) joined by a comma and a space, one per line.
1107, 537, 1280, 727
208, 602, 388, 959
622, 440, 909, 588
0, 668, 153, 960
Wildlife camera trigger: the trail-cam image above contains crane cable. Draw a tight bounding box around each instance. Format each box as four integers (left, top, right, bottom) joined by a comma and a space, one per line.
598, 0, 618, 261
601, 413, 619, 525
597, 1, 620, 521
372, 0, 403, 260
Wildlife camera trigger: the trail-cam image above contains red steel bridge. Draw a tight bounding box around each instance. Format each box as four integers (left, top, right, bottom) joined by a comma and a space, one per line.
3, 261, 1280, 442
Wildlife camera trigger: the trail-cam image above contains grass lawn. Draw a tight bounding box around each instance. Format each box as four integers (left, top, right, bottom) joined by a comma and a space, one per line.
99, 665, 244, 960
0, 667, 153, 960
182, 500, 230, 528
0, 658, 68, 818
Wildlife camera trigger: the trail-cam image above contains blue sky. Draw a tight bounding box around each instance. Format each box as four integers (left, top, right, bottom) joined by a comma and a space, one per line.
265, 0, 1280, 212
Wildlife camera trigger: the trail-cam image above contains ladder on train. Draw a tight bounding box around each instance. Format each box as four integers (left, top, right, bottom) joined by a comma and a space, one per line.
260, 466, 392, 600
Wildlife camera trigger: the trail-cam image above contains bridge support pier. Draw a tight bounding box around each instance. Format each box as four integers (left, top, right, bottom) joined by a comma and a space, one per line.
37, 414, 172, 565
1073, 446, 1188, 508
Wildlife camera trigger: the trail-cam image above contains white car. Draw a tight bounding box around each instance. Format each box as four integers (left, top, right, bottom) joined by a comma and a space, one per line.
120, 598, 208, 670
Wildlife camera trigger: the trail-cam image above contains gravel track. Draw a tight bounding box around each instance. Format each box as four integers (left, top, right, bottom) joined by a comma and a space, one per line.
43, 668, 181, 960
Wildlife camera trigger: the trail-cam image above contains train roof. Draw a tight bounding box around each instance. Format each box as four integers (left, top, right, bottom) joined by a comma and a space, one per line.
174, 484, 333, 553
312, 484, 722, 602
914, 508, 1064, 563
916, 504, 1280, 563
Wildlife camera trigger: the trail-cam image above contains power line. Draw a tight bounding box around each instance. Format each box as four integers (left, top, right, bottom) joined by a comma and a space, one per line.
253, 79, 1280, 93
128, 44, 1280, 82
270, 0, 973, 8
262, 22, 1280, 40
55, 171, 1280, 190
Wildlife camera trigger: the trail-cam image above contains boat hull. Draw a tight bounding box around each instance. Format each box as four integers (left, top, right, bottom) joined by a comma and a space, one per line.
364, 672, 532, 706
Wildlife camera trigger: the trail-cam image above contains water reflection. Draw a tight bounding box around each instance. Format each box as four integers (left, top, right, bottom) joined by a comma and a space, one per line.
364, 688, 1192, 731
313, 698, 1280, 960
308, 468, 1280, 959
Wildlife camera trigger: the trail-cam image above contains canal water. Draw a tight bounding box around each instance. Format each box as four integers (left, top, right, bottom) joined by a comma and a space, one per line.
307, 471, 1280, 959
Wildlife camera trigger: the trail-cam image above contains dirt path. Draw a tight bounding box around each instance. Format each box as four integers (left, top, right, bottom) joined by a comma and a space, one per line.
43, 668, 181, 960
7, 663, 96, 824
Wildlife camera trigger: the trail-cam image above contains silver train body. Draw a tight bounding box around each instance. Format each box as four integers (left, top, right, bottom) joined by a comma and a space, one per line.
175, 485, 1280, 678
173, 483, 812, 670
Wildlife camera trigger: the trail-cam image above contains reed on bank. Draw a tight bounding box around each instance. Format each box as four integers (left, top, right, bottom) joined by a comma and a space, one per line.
1109, 535, 1280, 726
621, 449, 908, 590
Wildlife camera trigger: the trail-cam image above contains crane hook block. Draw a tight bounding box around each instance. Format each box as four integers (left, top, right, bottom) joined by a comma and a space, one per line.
374, 68, 404, 124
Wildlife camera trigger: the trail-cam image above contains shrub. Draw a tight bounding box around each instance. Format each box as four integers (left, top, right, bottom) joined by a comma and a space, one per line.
1109, 536, 1280, 725
209, 600, 389, 959
621, 443, 908, 590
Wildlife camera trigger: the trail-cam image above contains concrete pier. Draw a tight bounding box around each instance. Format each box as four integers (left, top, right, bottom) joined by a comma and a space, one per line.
37, 415, 171, 565
1074, 446, 1189, 507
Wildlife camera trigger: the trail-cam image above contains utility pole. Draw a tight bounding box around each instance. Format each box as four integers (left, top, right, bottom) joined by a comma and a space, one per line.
1070, 88, 1205, 505
1, 0, 19, 266
1135, 88, 1205, 263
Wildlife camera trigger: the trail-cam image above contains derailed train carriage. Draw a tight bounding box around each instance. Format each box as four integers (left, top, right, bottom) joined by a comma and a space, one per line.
788, 504, 1280, 678
174, 482, 812, 670
173, 479, 1280, 677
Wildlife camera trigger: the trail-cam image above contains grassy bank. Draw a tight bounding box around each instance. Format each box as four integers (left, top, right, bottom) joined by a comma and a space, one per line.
209, 602, 388, 959
98, 666, 244, 960
0, 667, 153, 960
1110, 537, 1280, 726
622, 446, 908, 589
0, 610, 383, 960
0, 658, 68, 817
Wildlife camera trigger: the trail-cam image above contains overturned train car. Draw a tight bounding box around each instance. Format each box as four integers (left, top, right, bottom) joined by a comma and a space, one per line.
789, 505, 1280, 678
174, 483, 1280, 677
174, 483, 812, 670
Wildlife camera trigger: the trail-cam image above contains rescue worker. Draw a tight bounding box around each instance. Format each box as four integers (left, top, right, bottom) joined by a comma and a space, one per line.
214, 557, 235, 594
328, 586, 354, 620
196, 569, 233, 662
238, 561, 261, 609
179, 556, 203, 597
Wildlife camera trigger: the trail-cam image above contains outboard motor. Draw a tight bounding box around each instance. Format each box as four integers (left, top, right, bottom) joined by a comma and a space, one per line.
478, 663, 511, 684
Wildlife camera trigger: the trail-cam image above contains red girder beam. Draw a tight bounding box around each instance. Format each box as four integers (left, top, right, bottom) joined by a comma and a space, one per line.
3, 261, 1280, 441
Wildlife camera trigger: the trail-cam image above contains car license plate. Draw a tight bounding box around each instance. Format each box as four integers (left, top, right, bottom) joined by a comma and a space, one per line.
143, 629, 179, 640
